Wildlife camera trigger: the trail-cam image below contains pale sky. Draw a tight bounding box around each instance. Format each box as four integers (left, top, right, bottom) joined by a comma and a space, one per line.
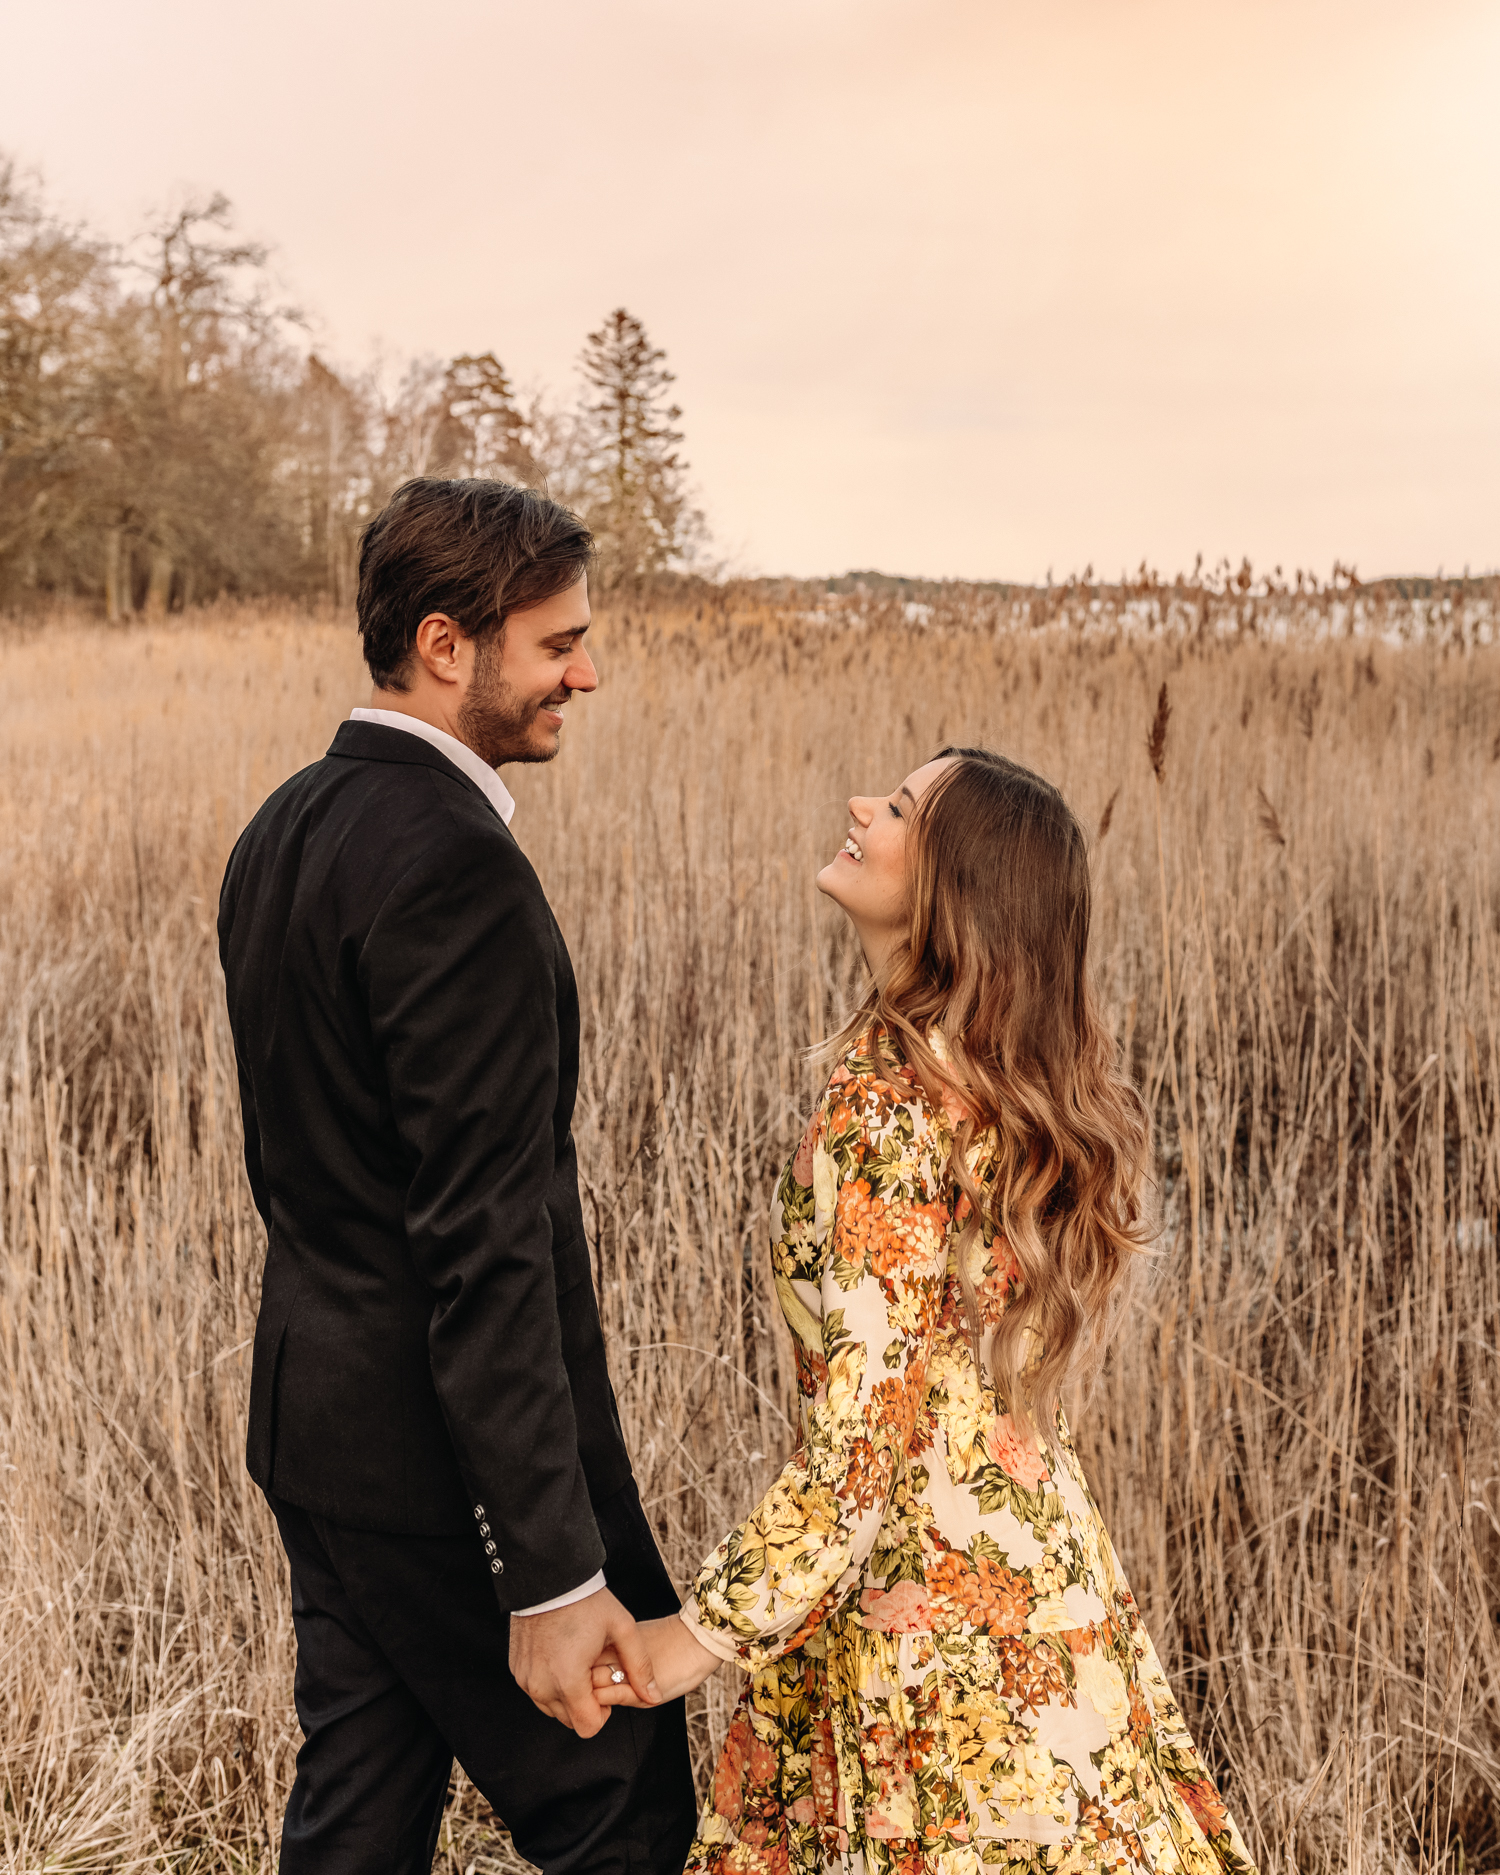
3, 0, 1497, 580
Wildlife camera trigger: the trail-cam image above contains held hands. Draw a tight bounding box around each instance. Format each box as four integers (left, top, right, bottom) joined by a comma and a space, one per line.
592, 1612, 721, 1707
509, 1587, 660, 1737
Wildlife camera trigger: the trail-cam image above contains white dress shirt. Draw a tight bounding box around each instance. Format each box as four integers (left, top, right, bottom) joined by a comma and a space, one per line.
350, 708, 517, 825
348, 707, 605, 1618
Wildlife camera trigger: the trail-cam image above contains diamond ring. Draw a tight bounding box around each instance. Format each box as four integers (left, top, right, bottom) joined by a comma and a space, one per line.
610, 1668, 625, 1684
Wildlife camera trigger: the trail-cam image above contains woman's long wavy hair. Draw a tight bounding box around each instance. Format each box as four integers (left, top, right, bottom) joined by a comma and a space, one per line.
830, 747, 1153, 1433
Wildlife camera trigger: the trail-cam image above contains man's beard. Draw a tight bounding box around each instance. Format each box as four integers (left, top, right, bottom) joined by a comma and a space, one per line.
457, 632, 561, 768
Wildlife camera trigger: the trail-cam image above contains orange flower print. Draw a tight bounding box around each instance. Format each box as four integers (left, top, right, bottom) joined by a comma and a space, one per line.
986, 1412, 1049, 1489
748, 1730, 779, 1786
1128, 1677, 1154, 1745
810, 1713, 840, 1818
842, 1435, 887, 1512
1180, 1776, 1230, 1839
871, 1370, 927, 1445
836, 1178, 878, 1263
869, 1200, 946, 1283
976, 1241, 1021, 1323
928, 1550, 1031, 1637
712, 1707, 752, 1823
792, 1344, 827, 1398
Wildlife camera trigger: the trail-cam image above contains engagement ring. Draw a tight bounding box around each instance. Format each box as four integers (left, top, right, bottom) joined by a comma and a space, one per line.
610, 1668, 625, 1684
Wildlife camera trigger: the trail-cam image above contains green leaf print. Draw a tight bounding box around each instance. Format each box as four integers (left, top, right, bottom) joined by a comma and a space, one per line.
828, 1248, 865, 1291
822, 1307, 853, 1358
973, 1466, 1054, 1528
716, 1535, 768, 1613
779, 1176, 816, 1222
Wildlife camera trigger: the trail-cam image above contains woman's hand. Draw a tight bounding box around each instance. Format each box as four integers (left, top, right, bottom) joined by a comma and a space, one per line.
591, 1613, 720, 1705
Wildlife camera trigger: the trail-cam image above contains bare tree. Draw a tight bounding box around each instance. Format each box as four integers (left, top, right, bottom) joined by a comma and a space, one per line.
285, 354, 378, 607
97, 194, 297, 613
0, 159, 111, 600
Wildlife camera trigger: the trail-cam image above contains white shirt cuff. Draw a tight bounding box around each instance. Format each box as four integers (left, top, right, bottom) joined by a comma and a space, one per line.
511, 1570, 607, 1617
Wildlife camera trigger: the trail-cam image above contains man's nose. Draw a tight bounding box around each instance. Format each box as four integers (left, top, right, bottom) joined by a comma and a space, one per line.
567, 648, 599, 693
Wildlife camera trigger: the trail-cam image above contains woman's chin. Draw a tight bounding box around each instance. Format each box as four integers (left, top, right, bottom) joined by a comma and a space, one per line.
814, 861, 846, 902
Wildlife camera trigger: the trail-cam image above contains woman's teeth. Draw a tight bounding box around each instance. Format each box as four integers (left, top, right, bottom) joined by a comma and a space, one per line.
843, 836, 864, 862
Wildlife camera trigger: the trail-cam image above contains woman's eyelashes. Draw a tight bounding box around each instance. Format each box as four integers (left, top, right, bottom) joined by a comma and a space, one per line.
889, 801, 903, 819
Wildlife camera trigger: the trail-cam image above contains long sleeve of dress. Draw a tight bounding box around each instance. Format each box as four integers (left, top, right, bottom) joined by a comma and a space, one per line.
683, 1064, 951, 1670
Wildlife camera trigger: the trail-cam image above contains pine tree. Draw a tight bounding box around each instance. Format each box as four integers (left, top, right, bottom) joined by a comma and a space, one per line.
578, 308, 699, 585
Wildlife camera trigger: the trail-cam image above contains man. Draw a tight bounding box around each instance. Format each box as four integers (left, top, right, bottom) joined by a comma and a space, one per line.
218, 478, 697, 1874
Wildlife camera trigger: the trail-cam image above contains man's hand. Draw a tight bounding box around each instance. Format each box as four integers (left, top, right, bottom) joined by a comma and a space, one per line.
509, 1587, 660, 1737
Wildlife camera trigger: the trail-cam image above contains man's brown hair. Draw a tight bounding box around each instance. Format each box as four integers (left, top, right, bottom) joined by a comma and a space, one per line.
356, 478, 594, 691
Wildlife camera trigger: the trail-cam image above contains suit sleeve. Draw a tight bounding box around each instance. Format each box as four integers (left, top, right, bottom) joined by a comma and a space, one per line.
235, 1058, 273, 1233
361, 824, 603, 1611
218, 859, 272, 1235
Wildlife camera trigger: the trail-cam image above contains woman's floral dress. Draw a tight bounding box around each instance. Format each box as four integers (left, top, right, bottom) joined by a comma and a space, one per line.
679, 1030, 1258, 1875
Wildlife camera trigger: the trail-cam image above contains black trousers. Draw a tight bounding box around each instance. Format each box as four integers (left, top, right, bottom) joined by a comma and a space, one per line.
268, 1480, 699, 1875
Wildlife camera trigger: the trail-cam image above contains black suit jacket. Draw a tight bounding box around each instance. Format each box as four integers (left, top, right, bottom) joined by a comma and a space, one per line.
218, 719, 632, 1610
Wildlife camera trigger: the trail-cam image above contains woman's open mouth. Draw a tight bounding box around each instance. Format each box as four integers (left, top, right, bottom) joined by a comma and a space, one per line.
841, 836, 864, 862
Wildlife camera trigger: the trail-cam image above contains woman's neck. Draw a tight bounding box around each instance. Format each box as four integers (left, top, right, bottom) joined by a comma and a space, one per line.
856, 922, 902, 990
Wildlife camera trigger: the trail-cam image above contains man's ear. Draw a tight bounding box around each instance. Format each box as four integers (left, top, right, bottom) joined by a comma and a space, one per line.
412, 613, 466, 685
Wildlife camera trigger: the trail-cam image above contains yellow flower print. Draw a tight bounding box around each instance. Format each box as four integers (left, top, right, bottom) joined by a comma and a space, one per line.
884, 1283, 932, 1340
1027, 1594, 1077, 1635
1073, 1649, 1132, 1730
1098, 1736, 1144, 1804
989, 1739, 1072, 1820
938, 1363, 989, 1480
812, 1141, 839, 1243
824, 1342, 867, 1427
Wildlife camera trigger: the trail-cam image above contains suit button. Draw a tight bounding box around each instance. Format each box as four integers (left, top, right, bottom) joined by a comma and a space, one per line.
473, 1504, 485, 1520
479, 1523, 491, 1538
484, 1540, 497, 1556
490, 1558, 504, 1575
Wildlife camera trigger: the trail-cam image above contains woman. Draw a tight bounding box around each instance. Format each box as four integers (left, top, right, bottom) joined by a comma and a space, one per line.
596, 748, 1258, 1875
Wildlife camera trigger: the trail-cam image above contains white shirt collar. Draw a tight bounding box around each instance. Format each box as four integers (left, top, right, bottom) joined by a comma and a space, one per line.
349, 708, 516, 826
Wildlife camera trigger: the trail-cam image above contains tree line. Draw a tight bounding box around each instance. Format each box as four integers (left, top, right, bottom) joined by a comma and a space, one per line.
0, 158, 703, 614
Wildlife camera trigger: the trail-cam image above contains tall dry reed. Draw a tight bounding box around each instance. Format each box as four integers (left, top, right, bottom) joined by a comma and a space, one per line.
1, 597, 1496, 1871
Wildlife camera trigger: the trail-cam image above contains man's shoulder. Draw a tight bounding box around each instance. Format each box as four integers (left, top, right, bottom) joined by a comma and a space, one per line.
226, 741, 530, 910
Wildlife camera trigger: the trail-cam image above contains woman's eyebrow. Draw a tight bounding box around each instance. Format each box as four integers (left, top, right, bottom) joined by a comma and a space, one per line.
899, 786, 917, 804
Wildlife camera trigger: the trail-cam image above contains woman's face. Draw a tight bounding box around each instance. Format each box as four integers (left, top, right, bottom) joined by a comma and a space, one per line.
816, 756, 955, 977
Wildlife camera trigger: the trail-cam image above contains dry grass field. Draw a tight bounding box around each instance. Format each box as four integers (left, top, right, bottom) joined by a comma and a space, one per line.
1, 587, 1498, 1872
